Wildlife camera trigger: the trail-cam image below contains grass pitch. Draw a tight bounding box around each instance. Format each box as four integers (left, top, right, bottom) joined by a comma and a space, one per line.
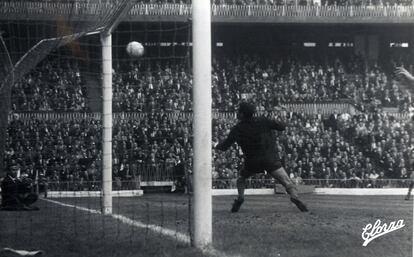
0, 194, 412, 257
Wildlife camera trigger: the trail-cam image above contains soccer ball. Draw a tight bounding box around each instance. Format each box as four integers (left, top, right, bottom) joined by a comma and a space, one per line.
126, 41, 144, 58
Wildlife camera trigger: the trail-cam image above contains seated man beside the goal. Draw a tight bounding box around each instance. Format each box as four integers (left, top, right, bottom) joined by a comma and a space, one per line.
1, 165, 39, 211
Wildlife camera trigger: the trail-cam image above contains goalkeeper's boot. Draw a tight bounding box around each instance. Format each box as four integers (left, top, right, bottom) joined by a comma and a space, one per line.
405, 194, 411, 201
290, 197, 308, 212
231, 198, 244, 213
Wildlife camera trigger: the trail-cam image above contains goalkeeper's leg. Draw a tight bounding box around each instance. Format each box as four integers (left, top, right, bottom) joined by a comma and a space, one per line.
231, 167, 254, 213
269, 167, 308, 212
237, 175, 246, 201
231, 175, 247, 213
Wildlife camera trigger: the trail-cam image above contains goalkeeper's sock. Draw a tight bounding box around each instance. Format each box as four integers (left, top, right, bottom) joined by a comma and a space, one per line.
231, 198, 244, 213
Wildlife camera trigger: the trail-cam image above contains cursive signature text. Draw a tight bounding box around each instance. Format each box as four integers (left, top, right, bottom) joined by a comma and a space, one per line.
362, 219, 405, 247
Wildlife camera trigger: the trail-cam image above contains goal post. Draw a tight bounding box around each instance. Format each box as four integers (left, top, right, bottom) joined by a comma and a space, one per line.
99, 0, 137, 216
101, 31, 113, 215
192, 0, 212, 249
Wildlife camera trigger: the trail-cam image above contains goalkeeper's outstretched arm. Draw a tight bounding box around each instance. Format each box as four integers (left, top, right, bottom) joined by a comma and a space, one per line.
215, 128, 237, 151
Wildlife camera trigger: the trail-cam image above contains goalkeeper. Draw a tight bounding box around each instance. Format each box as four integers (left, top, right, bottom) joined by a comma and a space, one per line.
215, 102, 308, 213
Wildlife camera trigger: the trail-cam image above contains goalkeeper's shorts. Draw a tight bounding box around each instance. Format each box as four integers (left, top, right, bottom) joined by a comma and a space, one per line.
241, 159, 283, 178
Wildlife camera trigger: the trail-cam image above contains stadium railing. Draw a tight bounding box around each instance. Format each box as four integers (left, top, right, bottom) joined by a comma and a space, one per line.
1, 2, 414, 18
38, 163, 174, 190
301, 178, 412, 188
44, 180, 141, 192
35, 178, 411, 195
381, 110, 412, 120
282, 101, 356, 115
212, 178, 412, 189
37, 165, 174, 192
8, 102, 357, 121
135, 163, 175, 182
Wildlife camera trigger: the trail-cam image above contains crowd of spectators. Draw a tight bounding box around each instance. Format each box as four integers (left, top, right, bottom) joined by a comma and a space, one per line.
112, 54, 412, 113
4, 113, 193, 189
339, 112, 414, 179
112, 62, 193, 112
5, 52, 414, 189
5, 118, 101, 189
4, 109, 413, 189
11, 59, 87, 112
12, 55, 412, 114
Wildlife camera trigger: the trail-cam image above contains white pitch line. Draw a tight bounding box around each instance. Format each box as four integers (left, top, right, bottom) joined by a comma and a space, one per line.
42, 198, 189, 244
111, 213, 190, 244
42, 198, 242, 257
43, 198, 101, 214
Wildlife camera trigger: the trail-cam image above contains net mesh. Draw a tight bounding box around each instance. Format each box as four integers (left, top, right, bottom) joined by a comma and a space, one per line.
0, 32, 14, 178
0, 0, 134, 178
0, 2, 194, 256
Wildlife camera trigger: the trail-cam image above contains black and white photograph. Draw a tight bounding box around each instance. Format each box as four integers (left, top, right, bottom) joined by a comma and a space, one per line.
0, 1, 412, 256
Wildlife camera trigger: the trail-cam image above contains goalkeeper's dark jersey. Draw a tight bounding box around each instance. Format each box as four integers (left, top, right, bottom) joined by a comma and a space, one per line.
216, 116, 286, 163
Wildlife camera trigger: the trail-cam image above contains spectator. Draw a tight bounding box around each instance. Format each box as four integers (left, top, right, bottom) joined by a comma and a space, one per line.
1, 166, 39, 211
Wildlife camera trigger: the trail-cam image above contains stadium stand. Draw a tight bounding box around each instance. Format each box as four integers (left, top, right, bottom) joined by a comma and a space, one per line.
2, 2, 414, 20
2, 2, 414, 192
5, 51, 414, 190
11, 59, 87, 112
11, 55, 413, 113
4, 108, 413, 189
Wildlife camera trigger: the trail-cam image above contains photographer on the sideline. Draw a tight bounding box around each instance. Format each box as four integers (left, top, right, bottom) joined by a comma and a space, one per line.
1, 165, 39, 211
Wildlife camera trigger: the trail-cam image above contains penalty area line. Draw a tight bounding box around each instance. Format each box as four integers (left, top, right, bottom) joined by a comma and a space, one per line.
41, 198, 242, 257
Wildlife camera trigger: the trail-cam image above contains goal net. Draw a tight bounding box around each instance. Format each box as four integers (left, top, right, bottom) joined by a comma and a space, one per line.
0, 1, 195, 255
0, 0, 135, 177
